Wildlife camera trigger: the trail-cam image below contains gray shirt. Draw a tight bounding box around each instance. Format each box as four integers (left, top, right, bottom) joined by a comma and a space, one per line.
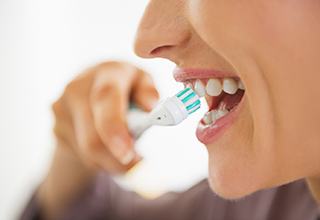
20, 173, 320, 220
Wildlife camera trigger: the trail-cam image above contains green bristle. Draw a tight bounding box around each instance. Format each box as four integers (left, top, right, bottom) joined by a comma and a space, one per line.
189, 106, 201, 114
176, 87, 190, 98
182, 92, 196, 103
186, 99, 201, 111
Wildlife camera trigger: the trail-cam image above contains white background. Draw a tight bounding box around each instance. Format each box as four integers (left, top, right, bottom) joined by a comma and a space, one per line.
0, 1, 208, 219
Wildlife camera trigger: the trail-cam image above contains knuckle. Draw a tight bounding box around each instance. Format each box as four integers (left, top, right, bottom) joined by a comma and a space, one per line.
65, 81, 79, 95
96, 61, 136, 81
64, 80, 85, 100
51, 100, 61, 115
63, 82, 78, 103
91, 81, 121, 102
98, 61, 122, 69
51, 99, 69, 119
80, 132, 103, 154
51, 98, 72, 123
98, 61, 132, 72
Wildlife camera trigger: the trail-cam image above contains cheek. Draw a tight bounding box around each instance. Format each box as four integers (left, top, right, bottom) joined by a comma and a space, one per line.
187, 0, 226, 55
187, 0, 254, 58
188, 0, 320, 197
204, 98, 279, 199
190, 0, 320, 196
246, 2, 320, 179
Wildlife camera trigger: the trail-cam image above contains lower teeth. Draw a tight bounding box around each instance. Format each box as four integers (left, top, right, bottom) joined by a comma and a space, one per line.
202, 108, 230, 125
202, 90, 244, 125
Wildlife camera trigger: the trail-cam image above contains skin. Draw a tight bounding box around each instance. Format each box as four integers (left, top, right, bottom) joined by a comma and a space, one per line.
38, 62, 159, 219
39, 0, 320, 219
135, 0, 320, 200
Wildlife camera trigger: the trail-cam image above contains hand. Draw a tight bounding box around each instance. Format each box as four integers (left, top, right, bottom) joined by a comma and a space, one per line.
52, 61, 159, 174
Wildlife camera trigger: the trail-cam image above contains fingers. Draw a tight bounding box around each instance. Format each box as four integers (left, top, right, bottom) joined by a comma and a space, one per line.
56, 61, 158, 173
94, 147, 142, 174
52, 98, 83, 154
90, 65, 139, 165
69, 97, 136, 173
89, 65, 159, 166
132, 69, 160, 112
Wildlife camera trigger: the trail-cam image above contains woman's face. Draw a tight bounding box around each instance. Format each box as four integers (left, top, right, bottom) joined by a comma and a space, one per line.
135, 0, 320, 199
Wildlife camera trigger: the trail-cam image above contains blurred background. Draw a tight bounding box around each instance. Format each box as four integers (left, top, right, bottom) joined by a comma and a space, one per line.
0, 0, 208, 219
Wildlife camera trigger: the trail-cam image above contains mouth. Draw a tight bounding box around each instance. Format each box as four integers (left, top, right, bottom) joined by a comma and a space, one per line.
174, 67, 246, 145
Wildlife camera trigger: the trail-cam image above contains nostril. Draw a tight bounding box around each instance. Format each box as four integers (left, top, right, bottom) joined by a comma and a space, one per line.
150, 45, 174, 56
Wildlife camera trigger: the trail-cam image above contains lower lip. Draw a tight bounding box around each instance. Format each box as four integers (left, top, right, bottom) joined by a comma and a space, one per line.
196, 95, 246, 145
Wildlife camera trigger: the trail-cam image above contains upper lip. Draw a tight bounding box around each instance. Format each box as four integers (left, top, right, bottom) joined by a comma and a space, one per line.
173, 67, 239, 82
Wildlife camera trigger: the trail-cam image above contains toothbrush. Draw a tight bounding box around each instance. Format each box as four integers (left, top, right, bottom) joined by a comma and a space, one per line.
127, 87, 201, 138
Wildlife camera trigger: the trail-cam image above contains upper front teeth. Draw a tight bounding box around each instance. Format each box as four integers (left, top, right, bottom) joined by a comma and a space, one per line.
194, 80, 206, 97
191, 78, 245, 97
206, 79, 222, 96
222, 78, 238, 95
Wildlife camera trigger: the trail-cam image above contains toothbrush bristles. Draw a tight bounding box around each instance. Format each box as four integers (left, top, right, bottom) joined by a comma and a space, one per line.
175, 88, 201, 115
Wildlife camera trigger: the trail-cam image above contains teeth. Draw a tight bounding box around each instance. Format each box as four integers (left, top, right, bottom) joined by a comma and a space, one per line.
203, 112, 213, 125
206, 79, 222, 96
194, 77, 244, 126
194, 80, 206, 97
222, 78, 238, 94
211, 110, 217, 123
215, 109, 229, 119
202, 108, 230, 126
238, 80, 245, 90
186, 77, 244, 97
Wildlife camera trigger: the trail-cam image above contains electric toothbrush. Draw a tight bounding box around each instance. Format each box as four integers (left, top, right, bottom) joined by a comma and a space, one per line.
127, 87, 201, 138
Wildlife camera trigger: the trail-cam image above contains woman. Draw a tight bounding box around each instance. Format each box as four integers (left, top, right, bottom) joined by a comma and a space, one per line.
21, 0, 320, 219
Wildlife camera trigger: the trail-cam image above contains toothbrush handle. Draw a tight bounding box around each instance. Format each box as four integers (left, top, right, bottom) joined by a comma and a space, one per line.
127, 108, 152, 139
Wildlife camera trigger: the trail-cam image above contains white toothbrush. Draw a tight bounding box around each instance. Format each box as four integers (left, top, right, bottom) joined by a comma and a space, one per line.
127, 87, 201, 138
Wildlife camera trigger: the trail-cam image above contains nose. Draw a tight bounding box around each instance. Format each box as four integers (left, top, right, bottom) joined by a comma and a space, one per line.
134, 0, 190, 60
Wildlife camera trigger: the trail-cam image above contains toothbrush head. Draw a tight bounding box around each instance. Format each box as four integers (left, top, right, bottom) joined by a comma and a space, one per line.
150, 87, 201, 126
175, 87, 201, 115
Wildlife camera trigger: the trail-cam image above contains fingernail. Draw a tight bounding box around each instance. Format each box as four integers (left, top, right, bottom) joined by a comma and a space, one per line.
121, 151, 136, 165
110, 136, 134, 165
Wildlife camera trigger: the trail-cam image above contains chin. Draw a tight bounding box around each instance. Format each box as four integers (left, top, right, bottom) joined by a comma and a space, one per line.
206, 153, 267, 200
207, 171, 259, 200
